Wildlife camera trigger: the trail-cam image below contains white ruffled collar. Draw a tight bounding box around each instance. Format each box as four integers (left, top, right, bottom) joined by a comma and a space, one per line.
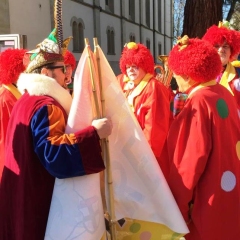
17, 73, 72, 115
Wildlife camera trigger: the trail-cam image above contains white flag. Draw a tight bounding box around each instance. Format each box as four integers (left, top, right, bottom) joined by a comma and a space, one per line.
45, 42, 189, 240
45, 47, 106, 240
94, 44, 189, 239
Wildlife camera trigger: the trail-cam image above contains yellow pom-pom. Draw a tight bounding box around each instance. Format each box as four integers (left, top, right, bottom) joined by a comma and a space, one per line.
177, 35, 189, 51
218, 21, 223, 28
218, 20, 230, 29
231, 60, 240, 67
126, 42, 138, 50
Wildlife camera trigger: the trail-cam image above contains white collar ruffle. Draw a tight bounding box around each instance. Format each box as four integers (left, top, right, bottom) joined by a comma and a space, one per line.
17, 73, 72, 114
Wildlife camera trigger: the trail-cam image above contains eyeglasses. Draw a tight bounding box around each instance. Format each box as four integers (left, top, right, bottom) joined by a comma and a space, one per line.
45, 65, 66, 74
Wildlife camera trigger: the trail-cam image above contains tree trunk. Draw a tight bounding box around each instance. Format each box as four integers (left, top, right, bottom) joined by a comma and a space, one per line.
182, 0, 223, 38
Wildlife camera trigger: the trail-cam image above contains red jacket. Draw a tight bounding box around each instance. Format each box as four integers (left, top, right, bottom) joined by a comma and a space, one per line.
167, 82, 240, 239
0, 84, 21, 181
0, 93, 104, 240
117, 74, 170, 177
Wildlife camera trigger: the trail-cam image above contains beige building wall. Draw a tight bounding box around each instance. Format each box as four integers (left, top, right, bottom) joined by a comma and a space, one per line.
0, 0, 173, 74
8, 0, 52, 49
0, 0, 10, 34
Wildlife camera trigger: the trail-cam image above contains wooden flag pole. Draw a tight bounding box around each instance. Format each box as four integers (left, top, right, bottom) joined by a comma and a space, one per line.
93, 38, 117, 240
84, 38, 101, 118
92, 38, 108, 213
93, 38, 105, 118
84, 38, 117, 240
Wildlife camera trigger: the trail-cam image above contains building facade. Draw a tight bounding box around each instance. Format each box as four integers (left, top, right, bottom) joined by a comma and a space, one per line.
0, 0, 173, 74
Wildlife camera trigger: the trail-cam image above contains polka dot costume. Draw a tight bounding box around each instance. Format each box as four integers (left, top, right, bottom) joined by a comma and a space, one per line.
221, 171, 236, 192
216, 98, 229, 118
115, 218, 186, 239
167, 82, 240, 240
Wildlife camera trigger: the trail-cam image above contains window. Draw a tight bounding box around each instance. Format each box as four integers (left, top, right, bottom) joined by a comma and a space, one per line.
158, 43, 162, 56
146, 39, 151, 49
129, 33, 136, 42
78, 23, 84, 53
146, 0, 150, 27
129, 0, 135, 21
105, 0, 114, 13
158, 1, 161, 32
71, 17, 85, 53
107, 27, 115, 55
72, 21, 79, 51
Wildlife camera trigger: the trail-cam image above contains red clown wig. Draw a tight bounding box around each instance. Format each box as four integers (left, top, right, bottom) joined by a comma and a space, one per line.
168, 36, 222, 83
64, 50, 76, 70
202, 24, 240, 60
119, 42, 155, 75
0, 48, 27, 85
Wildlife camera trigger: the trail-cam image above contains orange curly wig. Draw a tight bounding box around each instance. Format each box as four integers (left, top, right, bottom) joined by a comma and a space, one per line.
64, 50, 76, 70
0, 48, 27, 85
202, 25, 240, 60
119, 42, 155, 75
168, 37, 222, 83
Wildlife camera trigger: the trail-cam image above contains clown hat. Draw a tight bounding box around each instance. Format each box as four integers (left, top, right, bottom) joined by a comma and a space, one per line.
0, 48, 28, 85
202, 21, 240, 60
64, 50, 76, 70
168, 36, 222, 83
119, 42, 155, 75
24, 0, 72, 73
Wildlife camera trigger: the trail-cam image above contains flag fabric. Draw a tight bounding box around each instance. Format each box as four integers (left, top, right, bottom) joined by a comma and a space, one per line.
45, 42, 189, 240
44, 47, 106, 240
94, 45, 189, 239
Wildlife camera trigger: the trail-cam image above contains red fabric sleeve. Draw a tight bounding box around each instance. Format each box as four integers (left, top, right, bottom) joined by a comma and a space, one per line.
75, 126, 105, 174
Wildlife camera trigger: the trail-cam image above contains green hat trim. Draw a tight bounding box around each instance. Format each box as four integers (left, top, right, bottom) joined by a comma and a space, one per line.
48, 29, 58, 43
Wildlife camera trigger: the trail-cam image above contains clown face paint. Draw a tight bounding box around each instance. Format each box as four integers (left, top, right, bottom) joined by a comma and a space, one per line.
126, 65, 146, 85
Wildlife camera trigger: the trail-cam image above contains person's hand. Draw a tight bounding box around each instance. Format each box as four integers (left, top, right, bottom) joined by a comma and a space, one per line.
92, 118, 113, 139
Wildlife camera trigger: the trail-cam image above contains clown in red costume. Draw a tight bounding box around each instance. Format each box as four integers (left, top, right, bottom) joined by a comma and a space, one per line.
0, 48, 27, 181
167, 36, 240, 239
118, 42, 170, 177
202, 21, 240, 111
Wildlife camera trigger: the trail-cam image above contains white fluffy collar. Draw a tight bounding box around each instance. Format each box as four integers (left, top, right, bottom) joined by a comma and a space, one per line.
17, 73, 72, 115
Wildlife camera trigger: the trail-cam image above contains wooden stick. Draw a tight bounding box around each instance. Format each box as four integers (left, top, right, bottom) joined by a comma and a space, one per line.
93, 38, 106, 117
84, 38, 101, 118
93, 38, 117, 240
